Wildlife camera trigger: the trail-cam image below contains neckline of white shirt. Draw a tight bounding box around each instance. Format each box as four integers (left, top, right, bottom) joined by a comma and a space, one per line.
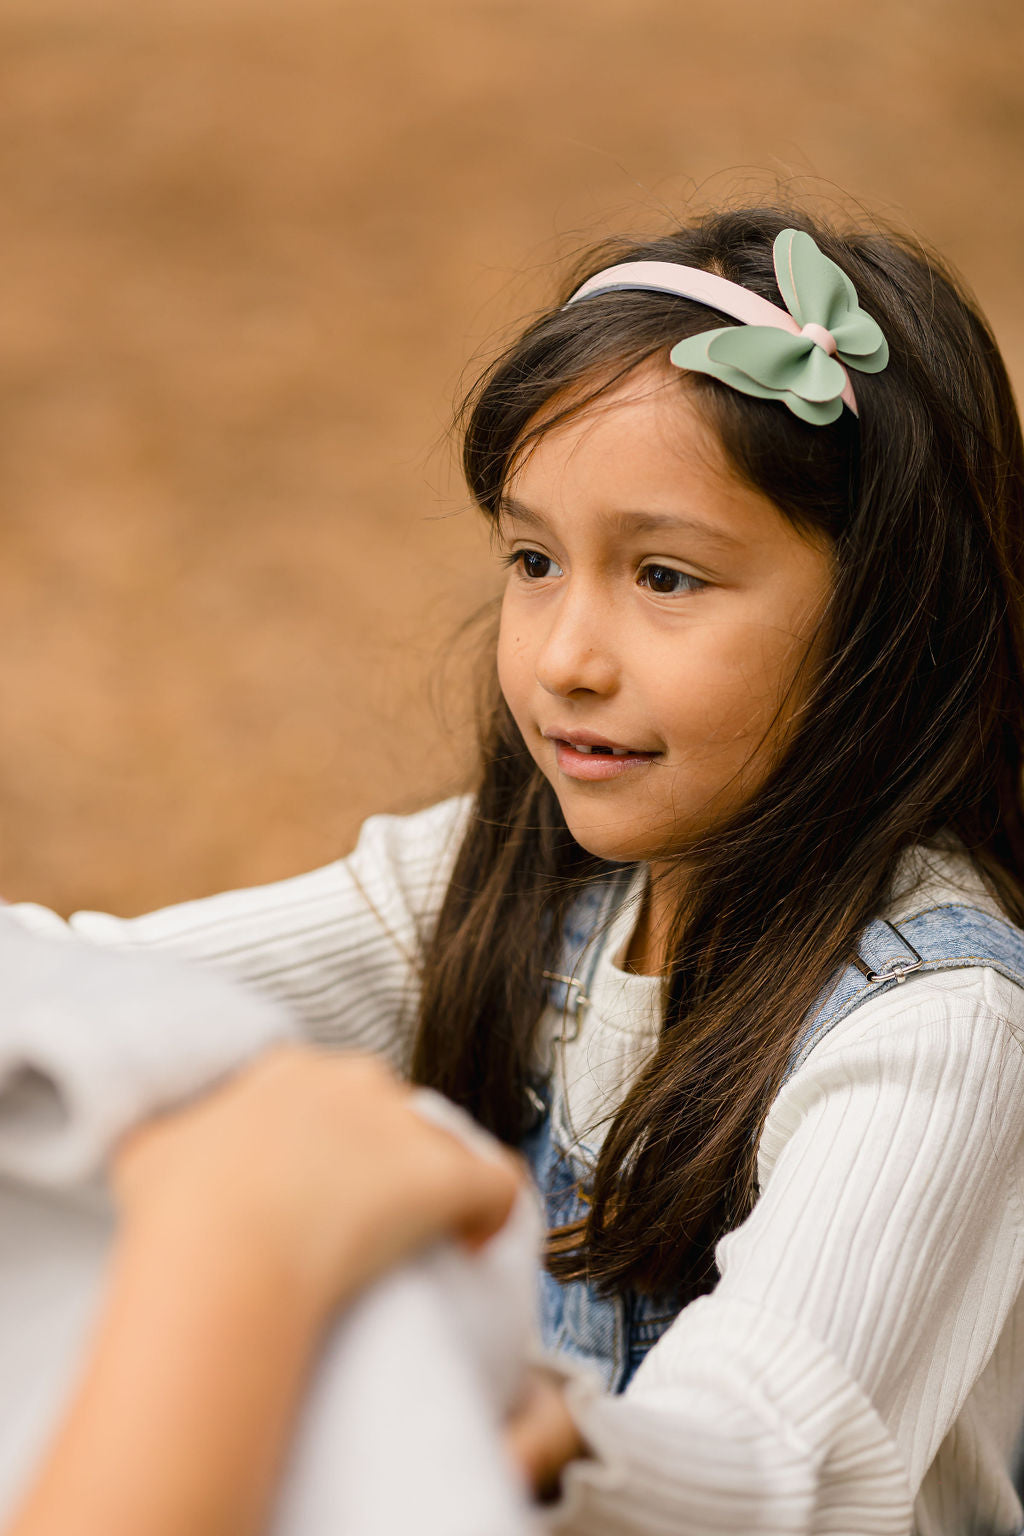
548, 839, 1004, 1058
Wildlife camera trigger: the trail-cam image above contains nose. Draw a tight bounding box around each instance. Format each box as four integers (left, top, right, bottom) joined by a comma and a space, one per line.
534, 580, 619, 699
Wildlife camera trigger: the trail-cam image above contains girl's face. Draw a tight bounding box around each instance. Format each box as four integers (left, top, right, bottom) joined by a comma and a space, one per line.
496, 358, 835, 867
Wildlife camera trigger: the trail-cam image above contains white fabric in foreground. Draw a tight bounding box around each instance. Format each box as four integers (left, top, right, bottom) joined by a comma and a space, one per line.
275, 1091, 541, 1536
0, 916, 540, 1536
0, 913, 294, 1184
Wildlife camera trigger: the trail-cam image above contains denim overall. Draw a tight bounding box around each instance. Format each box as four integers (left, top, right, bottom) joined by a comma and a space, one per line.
520, 883, 1024, 1398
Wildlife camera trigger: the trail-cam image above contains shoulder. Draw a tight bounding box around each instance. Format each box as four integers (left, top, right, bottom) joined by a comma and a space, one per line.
759, 842, 1024, 1175
348, 793, 475, 878
761, 967, 1024, 1160
792, 837, 1024, 1066
795, 964, 1024, 1065
334, 793, 476, 935
857, 838, 1024, 1050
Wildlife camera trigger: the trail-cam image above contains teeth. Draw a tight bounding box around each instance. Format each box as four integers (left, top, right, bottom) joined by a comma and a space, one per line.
574, 744, 631, 756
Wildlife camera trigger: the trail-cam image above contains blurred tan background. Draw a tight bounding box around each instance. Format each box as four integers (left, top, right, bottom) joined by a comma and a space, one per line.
1, 0, 1022, 914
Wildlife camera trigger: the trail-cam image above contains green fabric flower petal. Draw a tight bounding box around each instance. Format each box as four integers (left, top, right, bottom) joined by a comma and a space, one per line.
775, 229, 858, 333
669, 332, 844, 424
774, 228, 889, 372
778, 392, 844, 426
704, 326, 846, 403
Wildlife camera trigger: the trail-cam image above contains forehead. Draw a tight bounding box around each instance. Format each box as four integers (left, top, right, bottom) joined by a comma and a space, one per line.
501, 360, 796, 554
508, 360, 726, 490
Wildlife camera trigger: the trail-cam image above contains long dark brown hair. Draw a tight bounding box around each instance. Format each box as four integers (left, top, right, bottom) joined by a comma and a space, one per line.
411, 205, 1024, 1302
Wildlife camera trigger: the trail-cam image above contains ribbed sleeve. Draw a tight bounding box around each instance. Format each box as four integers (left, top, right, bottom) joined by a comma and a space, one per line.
546, 984, 1024, 1535
10, 796, 472, 1070
555, 1309, 913, 1534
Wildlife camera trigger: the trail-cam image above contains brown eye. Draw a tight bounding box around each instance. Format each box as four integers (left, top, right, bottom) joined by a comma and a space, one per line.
639, 564, 704, 595
517, 550, 560, 579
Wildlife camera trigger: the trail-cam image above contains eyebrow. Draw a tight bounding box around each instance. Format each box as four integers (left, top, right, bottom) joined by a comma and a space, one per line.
498, 495, 744, 551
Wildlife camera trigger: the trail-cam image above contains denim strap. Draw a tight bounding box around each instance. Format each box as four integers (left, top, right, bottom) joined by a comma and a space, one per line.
785, 903, 1024, 1084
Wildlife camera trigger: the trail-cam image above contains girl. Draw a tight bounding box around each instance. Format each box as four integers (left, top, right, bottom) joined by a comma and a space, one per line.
13, 203, 1024, 1534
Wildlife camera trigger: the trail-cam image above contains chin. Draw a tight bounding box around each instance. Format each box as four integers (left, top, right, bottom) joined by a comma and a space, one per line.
554, 789, 702, 866
558, 814, 653, 866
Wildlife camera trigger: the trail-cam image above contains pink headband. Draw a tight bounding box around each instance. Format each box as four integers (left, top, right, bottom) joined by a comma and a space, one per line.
567, 258, 862, 418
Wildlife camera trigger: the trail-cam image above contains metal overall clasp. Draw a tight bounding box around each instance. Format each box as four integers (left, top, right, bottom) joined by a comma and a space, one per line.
851, 920, 924, 985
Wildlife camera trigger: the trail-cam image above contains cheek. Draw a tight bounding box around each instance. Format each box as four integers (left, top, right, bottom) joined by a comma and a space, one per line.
661, 621, 817, 759
496, 597, 529, 719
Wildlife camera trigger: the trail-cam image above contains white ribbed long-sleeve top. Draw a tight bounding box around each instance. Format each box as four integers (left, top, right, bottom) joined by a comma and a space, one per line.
14, 794, 1024, 1536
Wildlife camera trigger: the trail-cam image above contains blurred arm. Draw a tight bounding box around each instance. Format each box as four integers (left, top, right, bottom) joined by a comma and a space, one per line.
6, 1201, 324, 1536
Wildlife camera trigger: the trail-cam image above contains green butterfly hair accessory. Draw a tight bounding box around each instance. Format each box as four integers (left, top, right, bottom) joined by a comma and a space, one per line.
565, 228, 889, 426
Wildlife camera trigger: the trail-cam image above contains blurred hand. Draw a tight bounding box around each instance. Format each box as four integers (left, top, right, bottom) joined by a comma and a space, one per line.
112, 1046, 523, 1320
505, 1367, 587, 1500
